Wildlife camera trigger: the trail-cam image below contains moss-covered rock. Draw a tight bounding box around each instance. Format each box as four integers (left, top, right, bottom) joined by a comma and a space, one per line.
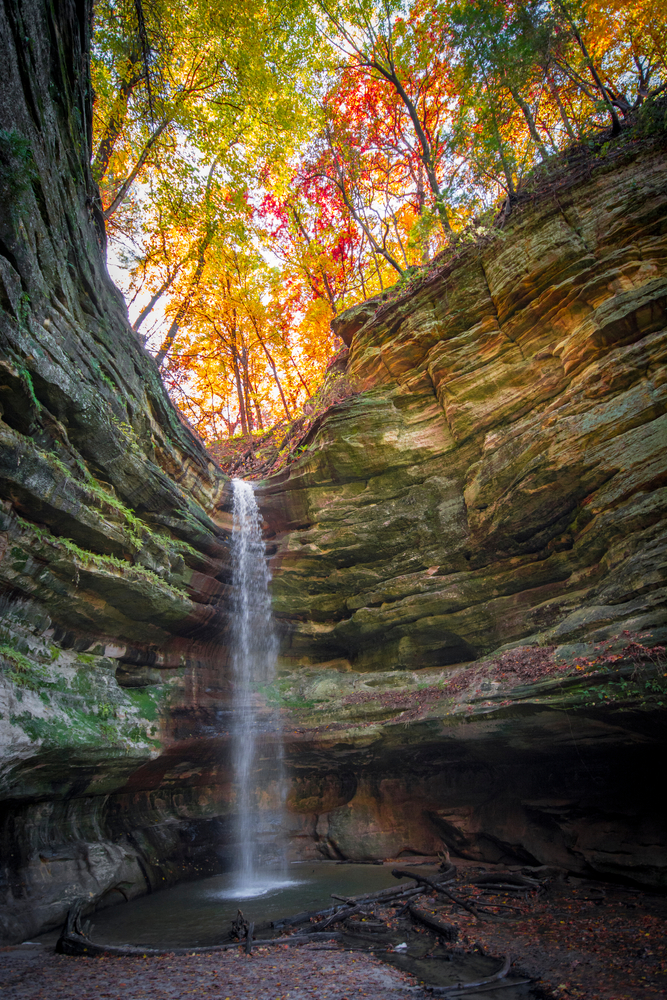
259, 135, 667, 888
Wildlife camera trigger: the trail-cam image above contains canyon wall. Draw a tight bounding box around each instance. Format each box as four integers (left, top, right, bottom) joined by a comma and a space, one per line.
1, 0, 666, 948
0, 0, 238, 944
260, 132, 667, 885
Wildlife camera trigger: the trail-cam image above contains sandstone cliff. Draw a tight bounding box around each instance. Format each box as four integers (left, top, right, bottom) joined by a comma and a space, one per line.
260, 127, 667, 886
0, 0, 666, 949
0, 0, 235, 944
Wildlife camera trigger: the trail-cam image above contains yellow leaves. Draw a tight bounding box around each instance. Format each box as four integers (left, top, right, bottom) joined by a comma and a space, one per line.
301, 298, 335, 343
95, 0, 667, 449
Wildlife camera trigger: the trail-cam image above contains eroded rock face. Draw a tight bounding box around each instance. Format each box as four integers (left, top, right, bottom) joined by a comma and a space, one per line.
262, 149, 667, 664
0, 0, 238, 944
1, 0, 666, 946
259, 138, 667, 886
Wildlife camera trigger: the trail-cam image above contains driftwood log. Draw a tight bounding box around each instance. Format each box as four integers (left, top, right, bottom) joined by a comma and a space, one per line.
427, 954, 513, 995
330, 880, 418, 905
431, 978, 532, 998
56, 902, 343, 957
273, 904, 338, 929
408, 903, 458, 941
318, 902, 375, 930
57, 928, 343, 958
391, 869, 511, 922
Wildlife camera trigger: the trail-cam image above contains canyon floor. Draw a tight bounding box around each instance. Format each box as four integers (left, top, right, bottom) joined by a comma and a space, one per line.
0, 865, 665, 1000
0, 945, 415, 1000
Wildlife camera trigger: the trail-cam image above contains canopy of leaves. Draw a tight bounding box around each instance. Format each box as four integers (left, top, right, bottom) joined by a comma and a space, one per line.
92, 0, 667, 447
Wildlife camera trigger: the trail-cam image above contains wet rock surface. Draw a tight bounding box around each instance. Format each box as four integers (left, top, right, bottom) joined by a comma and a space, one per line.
0, 0, 236, 944
1, 0, 666, 951
259, 134, 667, 884
262, 145, 667, 670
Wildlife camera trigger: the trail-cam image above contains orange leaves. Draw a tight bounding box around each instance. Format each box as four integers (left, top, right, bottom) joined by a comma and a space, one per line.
94, 0, 666, 448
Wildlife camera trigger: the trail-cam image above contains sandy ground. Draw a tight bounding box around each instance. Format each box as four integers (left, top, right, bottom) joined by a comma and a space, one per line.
381, 876, 667, 1000
0, 943, 421, 1000
1, 872, 665, 1000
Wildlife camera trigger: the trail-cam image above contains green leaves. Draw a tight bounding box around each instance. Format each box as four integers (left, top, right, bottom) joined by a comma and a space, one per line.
92, 0, 667, 441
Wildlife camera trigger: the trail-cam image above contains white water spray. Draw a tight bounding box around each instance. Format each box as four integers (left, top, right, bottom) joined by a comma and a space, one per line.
229, 478, 288, 897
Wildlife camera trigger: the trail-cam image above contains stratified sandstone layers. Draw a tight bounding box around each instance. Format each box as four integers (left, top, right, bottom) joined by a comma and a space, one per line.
1, 0, 666, 949
260, 136, 667, 885
0, 0, 237, 944
264, 147, 667, 665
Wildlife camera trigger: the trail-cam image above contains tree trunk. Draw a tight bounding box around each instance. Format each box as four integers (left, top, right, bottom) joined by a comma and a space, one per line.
291, 207, 338, 313
249, 316, 292, 419
92, 54, 142, 182
331, 154, 404, 276
104, 118, 171, 219
133, 270, 179, 331
373, 65, 451, 234
508, 84, 550, 159
548, 73, 577, 141
231, 350, 248, 436
556, 1, 621, 134
154, 228, 214, 366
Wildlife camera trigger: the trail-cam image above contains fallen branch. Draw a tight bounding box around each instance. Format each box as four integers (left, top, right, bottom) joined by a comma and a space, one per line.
56, 930, 343, 957
392, 869, 509, 922
408, 904, 458, 941
258, 931, 343, 947
395, 890, 426, 916
426, 955, 511, 995
56, 900, 343, 959
474, 884, 531, 894
433, 978, 532, 998
469, 873, 539, 889
330, 881, 418, 905
273, 905, 338, 929
318, 903, 373, 929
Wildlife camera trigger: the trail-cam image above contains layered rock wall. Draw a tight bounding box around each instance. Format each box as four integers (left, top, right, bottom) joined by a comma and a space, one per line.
261, 135, 667, 885
1, 0, 666, 946
264, 146, 667, 665
0, 0, 236, 943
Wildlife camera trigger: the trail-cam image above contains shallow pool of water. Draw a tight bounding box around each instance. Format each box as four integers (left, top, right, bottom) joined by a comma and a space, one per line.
88, 862, 419, 949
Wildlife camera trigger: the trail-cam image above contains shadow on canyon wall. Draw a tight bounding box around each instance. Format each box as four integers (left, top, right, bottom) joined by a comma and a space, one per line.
0, 0, 666, 946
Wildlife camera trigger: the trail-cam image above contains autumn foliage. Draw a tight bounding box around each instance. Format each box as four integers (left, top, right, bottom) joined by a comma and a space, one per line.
91, 0, 667, 445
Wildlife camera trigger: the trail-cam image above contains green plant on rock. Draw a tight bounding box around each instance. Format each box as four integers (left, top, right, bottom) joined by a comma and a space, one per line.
636, 94, 667, 138
0, 643, 49, 690
17, 364, 40, 410
0, 128, 35, 194
14, 515, 189, 598
45, 450, 153, 548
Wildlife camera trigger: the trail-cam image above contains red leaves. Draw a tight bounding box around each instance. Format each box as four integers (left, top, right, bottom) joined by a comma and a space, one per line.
490, 646, 563, 684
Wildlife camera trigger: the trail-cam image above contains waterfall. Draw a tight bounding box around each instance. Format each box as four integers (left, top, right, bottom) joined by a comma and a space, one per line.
229, 478, 287, 896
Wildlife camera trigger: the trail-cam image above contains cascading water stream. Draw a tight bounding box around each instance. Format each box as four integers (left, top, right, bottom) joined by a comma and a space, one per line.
229, 478, 289, 897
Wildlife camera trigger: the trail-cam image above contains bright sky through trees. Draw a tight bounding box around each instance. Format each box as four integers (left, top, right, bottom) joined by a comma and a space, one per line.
92, 0, 667, 443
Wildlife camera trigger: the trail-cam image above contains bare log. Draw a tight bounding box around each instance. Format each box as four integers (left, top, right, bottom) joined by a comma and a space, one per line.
55, 929, 343, 957
433, 979, 532, 998
469, 873, 540, 889
318, 903, 373, 929
408, 904, 458, 941
273, 905, 338, 929
261, 931, 343, 946
392, 869, 509, 922
245, 921, 254, 955
330, 880, 418, 905
427, 954, 511, 994
395, 890, 426, 916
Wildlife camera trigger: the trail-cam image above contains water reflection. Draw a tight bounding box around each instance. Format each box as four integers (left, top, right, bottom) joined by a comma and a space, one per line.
89, 863, 415, 949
